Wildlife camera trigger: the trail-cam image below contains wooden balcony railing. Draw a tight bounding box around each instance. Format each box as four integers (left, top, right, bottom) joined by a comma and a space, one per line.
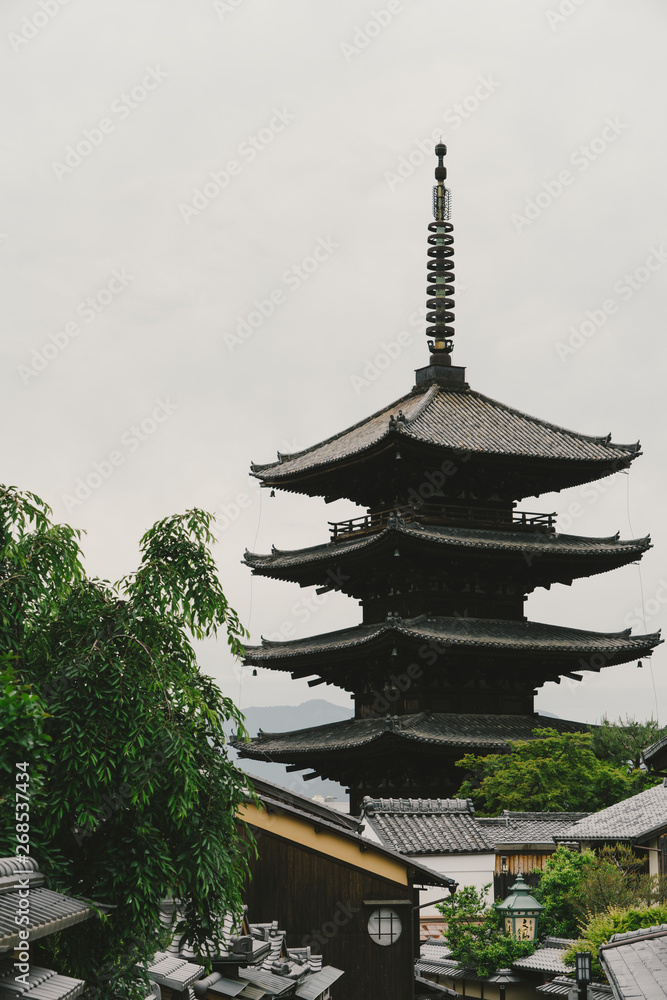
328, 503, 556, 541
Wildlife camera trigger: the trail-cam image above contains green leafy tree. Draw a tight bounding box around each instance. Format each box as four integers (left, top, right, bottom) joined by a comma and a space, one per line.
535, 844, 667, 941
591, 716, 667, 771
436, 883, 536, 978
565, 904, 667, 977
454, 729, 656, 815
1, 486, 254, 997
534, 845, 596, 938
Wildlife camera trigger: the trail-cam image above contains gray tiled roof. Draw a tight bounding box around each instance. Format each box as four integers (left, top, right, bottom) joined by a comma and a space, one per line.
0, 858, 92, 955
158, 900, 343, 999
478, 811, 589, 847
0, 965, 86, 1000
600, 924, 667, 1000
537, 977, 613, 998
294, 967, 344, 1000
513, 946, 571, 974
363, 797, 494, 854
641, 732, 667, 772
245, 614, 659, 665
251, 384, 638, 479
238, 712, 590, 759
558, 780, 667, 842
251, 784, 457, 889
244, 522, 650, 575
147, 954, 204, 990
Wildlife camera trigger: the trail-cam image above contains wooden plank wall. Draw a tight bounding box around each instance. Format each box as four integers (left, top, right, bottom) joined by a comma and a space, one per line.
244, 828, 418, 1000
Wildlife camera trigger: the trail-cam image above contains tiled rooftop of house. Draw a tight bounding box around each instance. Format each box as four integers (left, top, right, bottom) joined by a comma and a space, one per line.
0, 856, 92, 956
362, 797, 495, 854
512, 936, 574, 974
477, 811, 589, 847
558, 780, 667, 843
599, 923, 667, 1000
154, 902, 341, 1000
0, 965, 87, 1000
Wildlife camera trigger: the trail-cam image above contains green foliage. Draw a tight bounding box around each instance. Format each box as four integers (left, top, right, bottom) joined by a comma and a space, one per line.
535, 844, 667, 942
0, 666, 51, 845
592, 716, 667, 772
534, 845, 596, 938
436, 883, 536, 978
565, 904, 667, 977
454, 728, 653, 815
0, 488, 254, 997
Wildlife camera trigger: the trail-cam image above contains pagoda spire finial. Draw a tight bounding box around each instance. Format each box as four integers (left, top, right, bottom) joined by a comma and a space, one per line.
426, 143, 455, 364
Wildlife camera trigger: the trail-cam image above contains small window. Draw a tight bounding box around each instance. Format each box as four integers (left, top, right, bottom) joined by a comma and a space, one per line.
367, 907, 402, 946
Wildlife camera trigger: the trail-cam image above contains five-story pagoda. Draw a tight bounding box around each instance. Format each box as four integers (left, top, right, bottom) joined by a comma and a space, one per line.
236, 145, 661, 812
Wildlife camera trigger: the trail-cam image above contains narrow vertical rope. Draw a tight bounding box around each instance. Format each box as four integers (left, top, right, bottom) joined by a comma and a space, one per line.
625, 471, 659, 723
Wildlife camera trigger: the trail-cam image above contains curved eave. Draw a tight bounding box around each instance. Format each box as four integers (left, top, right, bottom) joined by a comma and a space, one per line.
244, 616, 662, 668
243, 526, 651, 586
234, 712, 591, 762
251, 438, 639, 499
250, 383, 640, 492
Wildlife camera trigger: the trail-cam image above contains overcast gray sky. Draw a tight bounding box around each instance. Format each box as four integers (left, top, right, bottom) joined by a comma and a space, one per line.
3, 0, 666, 736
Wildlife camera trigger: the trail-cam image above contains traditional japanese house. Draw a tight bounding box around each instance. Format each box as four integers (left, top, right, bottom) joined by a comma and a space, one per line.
237, 777, 456, 1000
475, 810, 588, 898
236, 144, 660, 811
556, 779, 667, 875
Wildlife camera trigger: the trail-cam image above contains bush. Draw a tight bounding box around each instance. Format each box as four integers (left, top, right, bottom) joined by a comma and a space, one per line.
535, 843, 667, 940
565, 904, 667, 977
437, 884, 536, 978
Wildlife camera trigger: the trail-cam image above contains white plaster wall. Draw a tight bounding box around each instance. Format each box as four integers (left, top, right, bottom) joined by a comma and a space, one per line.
648, 837, 659, 877
414, 853, 496, 916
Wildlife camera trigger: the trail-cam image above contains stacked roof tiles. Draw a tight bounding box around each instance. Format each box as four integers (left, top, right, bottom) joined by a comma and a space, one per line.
149, 903, 343, 1000
361, 797, 494, 855
557, 779, 667, 844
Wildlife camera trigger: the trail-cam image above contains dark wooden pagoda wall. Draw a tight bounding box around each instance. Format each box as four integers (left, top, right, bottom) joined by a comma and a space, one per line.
243, 828, 419, 1000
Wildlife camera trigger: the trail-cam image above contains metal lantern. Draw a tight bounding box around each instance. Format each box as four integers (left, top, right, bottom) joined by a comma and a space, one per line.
575, 952, 592, 982
495, 874, 544, 942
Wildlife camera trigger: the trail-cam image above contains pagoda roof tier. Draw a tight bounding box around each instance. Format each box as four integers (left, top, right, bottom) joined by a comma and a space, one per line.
250, 383, 640, 504
245, 616, 660, 683
243, 521, 650, 593
234, 711, 589, 763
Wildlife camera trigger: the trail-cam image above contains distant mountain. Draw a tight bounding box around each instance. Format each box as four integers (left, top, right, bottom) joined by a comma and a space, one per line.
230, 699, 353, 805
